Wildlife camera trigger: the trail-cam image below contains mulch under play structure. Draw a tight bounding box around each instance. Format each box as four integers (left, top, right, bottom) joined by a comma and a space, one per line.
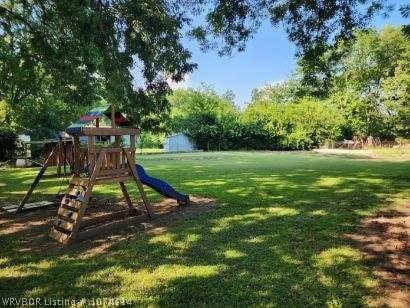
3, 106, 207, 245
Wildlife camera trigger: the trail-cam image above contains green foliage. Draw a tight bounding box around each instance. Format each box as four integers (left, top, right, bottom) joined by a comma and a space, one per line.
239, 102, 283, 149
380, 31, 410, 138
138, 132, 164, 149
168, 86, 238, 151
176, 112, 220, 151
188, 1, 399, 57
0, 0, 196, 132
169, 85, 343, 151
0, 100, 6, 123
324, 26, 410, 139
250, 78, 306, 104
1, 1, 407, 147
281, 99, 343, 149
169, 86, 237, 118
166, 27, 408, 151
242, 98, 343, 150
1, 0, 404, 136
251, 25, 410, 142
0, 126, 17, 161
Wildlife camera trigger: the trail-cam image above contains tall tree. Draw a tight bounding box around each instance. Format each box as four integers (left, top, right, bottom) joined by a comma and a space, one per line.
0, 0, 196, 130
326, 26, 410, 138
250, 77, 305, 105
0, 0, 405, 131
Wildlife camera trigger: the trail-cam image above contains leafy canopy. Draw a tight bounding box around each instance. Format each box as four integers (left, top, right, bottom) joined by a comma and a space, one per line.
250, 26, 409, 140
326, 26, 410, 138
1, 0, 404, 133
0, 0, 196, 131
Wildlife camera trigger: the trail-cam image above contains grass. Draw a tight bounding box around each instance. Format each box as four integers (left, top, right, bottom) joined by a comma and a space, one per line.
0, 151, 409, 306
137, 148, 164, 154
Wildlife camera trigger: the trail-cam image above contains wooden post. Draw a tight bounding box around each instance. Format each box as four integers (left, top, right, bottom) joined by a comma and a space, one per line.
57, 139, 62, 177
62, 138, 68, 176
16, 143, 59, 213
123, 148, 154, 217
111, 105, 116, 128
130, 134, 136, 163
119, 182, 135, 210
111, 105, 121, 165
73, 136, 81, 176
88, 136, 94, 174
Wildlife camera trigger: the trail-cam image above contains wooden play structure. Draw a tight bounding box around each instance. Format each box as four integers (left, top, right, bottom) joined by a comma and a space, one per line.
11, 107, 131, 214
46, 108, 153, 244
18, 137, 73, 177
1, 137, 74, 214
9, 106, 190, 244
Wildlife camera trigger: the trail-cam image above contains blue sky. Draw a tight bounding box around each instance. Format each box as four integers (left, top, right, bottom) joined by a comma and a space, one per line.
178, 4, 409, 107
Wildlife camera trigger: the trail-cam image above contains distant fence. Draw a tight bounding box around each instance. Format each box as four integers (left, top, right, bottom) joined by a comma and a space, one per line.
323, 137, 410, 149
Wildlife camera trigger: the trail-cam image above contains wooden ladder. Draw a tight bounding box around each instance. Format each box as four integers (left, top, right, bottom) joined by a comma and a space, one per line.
49, 150, 103, 244
49, 148, 153, 244
49, 178, 90, 244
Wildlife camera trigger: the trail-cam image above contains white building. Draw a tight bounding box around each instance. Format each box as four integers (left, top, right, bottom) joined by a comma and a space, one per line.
16, 134, 31, 167
163, 133, 195, 153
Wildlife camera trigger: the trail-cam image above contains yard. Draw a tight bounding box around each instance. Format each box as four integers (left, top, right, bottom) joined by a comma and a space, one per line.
0, 151, 409, 306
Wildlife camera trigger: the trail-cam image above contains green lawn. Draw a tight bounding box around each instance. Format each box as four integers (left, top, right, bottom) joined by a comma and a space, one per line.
0, 151, 409, 306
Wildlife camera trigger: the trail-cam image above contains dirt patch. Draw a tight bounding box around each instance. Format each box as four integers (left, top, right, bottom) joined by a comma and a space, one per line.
0, 196, 216, 255
345, 205, 409, 307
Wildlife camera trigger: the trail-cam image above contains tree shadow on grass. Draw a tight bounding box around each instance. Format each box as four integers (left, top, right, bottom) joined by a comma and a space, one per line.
0, 157, 409, 306
345, 207, 409, 307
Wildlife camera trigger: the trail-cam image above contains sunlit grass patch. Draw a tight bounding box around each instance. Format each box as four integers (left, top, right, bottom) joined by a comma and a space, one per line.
222, 249, 246, 259
210, 207, 300, 233
314, 246, 362, 267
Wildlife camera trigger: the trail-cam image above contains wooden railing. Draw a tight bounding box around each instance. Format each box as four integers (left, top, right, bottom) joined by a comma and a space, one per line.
88, 147, 135, 178
71, 129, 137, 178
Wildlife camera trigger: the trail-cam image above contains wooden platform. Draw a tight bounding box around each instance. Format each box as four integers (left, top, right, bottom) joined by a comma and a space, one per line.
1, 201, 57, 214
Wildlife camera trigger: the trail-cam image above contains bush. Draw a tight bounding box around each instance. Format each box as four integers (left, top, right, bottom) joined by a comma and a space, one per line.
138, 133, 164, 148
169, 87, 344, 151
178, 112, 220, 151
234, 121, 282, 150
281, 130, 313, 150
0, 127, 18, 161
280, 98, 343, 149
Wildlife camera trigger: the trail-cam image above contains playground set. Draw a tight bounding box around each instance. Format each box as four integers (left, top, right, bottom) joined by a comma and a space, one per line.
8, 106, 189, 244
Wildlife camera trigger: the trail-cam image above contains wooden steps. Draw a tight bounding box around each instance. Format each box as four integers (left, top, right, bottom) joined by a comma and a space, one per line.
49, 226, 71, 244
61, 197, 83, 210
49, 147, 153, 244
50, 179, 89, 244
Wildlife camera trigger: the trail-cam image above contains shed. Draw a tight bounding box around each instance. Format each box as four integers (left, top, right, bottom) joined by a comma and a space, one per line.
164, 133, 195, 153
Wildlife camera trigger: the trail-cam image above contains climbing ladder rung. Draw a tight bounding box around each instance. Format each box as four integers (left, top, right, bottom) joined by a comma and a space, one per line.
57, 212, 75, 223
65, 186, 85, 198
54, 218, 75, 232
58, 207, 79, 222
61, 197, 83, 210
61, 203, 81, 213
49, 227, 71, 244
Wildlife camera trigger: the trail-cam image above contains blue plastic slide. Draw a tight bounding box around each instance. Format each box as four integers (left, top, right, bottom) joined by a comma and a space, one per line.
135, 164, 189, 204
